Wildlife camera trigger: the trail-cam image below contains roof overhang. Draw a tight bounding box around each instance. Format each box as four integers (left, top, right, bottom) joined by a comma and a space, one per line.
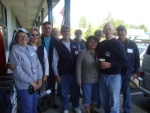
7, 0, 60, 29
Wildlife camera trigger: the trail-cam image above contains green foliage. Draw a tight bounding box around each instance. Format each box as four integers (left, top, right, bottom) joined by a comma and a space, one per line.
78, 12, 149, 39
84, 23, 94, 40
79, 16, 87, 28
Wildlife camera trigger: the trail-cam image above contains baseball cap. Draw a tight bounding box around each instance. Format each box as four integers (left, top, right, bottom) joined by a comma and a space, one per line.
116, 25, 127, 31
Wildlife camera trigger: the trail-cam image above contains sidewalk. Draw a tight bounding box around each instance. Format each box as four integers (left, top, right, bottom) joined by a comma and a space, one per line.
43, 95, 146, 113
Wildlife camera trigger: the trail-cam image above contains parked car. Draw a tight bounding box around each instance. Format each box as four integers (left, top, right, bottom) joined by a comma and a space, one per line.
138, 44, 150, 97
137, 44, 148, 66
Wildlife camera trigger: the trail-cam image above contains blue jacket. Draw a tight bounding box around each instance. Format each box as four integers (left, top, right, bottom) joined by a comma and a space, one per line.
97, 38, 128, 75
121, 38, 140, 76
55, 39, 79, 75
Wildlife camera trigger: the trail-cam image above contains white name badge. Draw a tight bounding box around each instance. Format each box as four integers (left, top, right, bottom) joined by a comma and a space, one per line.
105, 51, 111, 57
127, 49, 133, 53
30, 52, 35, 56
75, 51, 79, 55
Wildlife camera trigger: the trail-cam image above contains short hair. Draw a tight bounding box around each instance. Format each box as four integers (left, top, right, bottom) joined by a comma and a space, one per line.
29, 28, 42, 46
75, 29, 82, 34
42, 21, 51, 28
94, 30, 103, 36
103, 22, 114, 34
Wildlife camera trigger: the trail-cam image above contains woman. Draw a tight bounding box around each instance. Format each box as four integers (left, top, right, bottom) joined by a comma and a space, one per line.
9, 28, 43, 113
76, 36, 99, 113
29, 28, 49, 92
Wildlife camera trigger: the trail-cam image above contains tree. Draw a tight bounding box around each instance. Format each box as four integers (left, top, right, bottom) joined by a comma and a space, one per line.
84, 22, 93, 40
137, 24, 148, 32
79, 16, 87, 28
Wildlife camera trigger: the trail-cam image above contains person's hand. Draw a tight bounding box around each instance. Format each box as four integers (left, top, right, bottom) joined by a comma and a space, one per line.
8, 63, 16, 71
55, 75, 61, 83
100, 62, 111, 69
132, 73, 137, 79
77, 83, 81, 88
31, 82, 39, 91
43, 75, 48, 82
37, 80, 42, 89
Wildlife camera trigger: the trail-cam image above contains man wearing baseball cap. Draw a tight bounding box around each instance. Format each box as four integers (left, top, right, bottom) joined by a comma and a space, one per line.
117, 25, 140, 113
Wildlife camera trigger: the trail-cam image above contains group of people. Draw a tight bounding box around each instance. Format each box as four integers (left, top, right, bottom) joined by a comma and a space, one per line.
8, 22, 140, 113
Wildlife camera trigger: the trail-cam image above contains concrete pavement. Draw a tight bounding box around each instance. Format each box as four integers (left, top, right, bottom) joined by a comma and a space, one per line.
43, 94, 147, 113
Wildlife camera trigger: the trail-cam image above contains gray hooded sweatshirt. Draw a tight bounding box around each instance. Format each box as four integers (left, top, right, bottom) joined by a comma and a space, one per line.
9, 44, 43, 89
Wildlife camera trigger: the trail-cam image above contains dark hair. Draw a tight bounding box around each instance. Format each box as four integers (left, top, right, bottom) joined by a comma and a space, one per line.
75, 29, 82, 34
86, 36, 99, 48
42, 21, 51, 27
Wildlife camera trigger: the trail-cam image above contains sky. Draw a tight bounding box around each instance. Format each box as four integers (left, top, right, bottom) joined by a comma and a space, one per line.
53, 0, 150, 30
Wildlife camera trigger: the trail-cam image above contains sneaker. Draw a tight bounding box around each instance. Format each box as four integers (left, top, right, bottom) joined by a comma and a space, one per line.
63, 110, 69, 113
74, 108, 81, 113
90, 109, 98, 113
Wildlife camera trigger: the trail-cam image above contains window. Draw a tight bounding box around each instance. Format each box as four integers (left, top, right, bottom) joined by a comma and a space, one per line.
0, 1, 8, 51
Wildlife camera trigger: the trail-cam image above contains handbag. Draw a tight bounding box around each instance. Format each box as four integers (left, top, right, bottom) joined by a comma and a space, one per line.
29, 85, 38, 94
37, 82, 54, 112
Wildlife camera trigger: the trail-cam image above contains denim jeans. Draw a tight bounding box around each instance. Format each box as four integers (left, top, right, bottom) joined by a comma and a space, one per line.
59, 74, 80, 110
17, 89, 38, 113
121, 75, 131, 113
82, 83, 99, 106
99, 74, 121, 113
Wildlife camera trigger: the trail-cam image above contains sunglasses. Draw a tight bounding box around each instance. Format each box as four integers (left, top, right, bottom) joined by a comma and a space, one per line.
62, 30, 70, 33
31, 34, 39, 37
95, 35, 101, 37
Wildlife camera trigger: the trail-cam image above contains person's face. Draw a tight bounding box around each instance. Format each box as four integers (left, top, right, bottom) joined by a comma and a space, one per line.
88, 39, 98, 50
43, 24, 52, 37
75, 31, 82, 39
16, 32, 28, 47
30, 30, 39, 44
94, 34, 102, 41
103, 24, 114, 40
117, 29, 127, 39
61, 29, 70, 39
52, 29, 59, 38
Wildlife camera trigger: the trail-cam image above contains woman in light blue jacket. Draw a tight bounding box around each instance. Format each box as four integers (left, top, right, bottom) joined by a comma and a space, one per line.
9, 28, 43, 113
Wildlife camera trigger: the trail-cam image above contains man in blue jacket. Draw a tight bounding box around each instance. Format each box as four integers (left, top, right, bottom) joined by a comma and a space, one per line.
52, 25, 81, 113
117, 25, 140, 113
97, 23, 128, 113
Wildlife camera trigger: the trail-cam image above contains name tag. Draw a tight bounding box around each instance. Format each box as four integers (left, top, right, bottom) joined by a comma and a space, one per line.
75, 51, 79, 55
105, 51, 111, 57
127, 49, 133, 53
30, 52, 35, 56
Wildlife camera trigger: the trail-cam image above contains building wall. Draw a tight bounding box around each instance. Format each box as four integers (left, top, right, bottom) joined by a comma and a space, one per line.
1, 0, 17, 62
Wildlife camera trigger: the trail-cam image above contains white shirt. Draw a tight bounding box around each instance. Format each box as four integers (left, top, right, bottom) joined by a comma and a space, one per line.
52, 41, 71, 76
32, 45, 49, 76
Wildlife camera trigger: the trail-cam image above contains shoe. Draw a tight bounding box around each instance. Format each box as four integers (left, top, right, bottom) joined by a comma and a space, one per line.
64, 110, 69, 113
73, 108, 81, 113
52, 104, 59, 108
90, 109, 98, 113
96, 104, 101, 108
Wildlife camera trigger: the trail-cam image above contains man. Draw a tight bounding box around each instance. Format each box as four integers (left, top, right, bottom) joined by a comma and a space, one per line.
97, 23, 128, 113
51, 28, 60, 41
73, 29, 86, 50
41, 21, 58, 107
94, 30, 103, 42
52, 25, 81, 113
117, 25, 140, 113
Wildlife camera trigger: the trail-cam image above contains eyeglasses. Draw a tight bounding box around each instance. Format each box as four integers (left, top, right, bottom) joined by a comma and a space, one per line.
76, 32, 82, 34
17, 35, 27, 38
31, 34, 39, 37
62, 30, 70, 33
95, 35, 101, 37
